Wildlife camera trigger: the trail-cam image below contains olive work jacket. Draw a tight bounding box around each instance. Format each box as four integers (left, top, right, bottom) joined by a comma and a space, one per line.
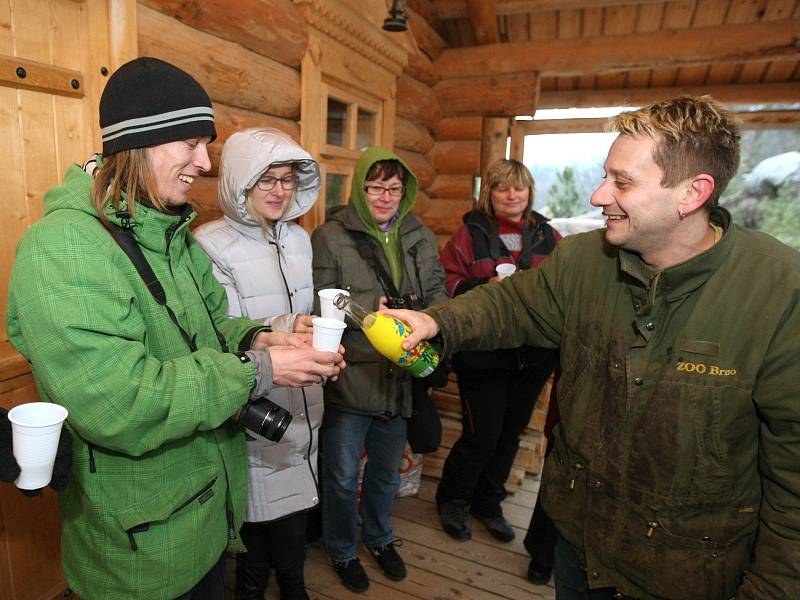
426, 207, 800, 599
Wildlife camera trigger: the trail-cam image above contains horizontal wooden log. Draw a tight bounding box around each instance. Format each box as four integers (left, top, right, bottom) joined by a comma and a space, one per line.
404, 49, 439, 88
396, 73, 442, 130
138, 5, 301, 119
435, 0, 665, 19
411, 189, 432, 217
140, 0, 308, 68
515, 110, 800, 137
394, 116, 435, 154
537, 82, 800, 110
207, 104, 300, 176
422, 196, 473, 234
738, 110, 800, 130
408, 7, 448, 60
433, 116, 482, 141
188, 176, 221, 228
435, 72, 540, 116
396, 148, 435, 190
428, 140, 480, 174
436, 19, 800, 78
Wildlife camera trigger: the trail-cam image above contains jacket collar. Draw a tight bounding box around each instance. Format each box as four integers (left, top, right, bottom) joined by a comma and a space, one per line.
108, 202, 195, 255
619, 206, 734, 302
222, 215, 284, 243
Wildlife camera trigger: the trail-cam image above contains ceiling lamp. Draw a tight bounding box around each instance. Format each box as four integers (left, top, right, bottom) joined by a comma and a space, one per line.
383, 0, 408, 32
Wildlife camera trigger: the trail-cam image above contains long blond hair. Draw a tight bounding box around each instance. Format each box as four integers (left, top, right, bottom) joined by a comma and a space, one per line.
91, 149, 162, 224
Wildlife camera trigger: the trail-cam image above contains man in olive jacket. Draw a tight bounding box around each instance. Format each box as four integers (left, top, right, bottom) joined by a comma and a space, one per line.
388, 96, 800, 599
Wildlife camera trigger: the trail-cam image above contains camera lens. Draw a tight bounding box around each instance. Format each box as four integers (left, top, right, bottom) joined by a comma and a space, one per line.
238, 398, 292, 442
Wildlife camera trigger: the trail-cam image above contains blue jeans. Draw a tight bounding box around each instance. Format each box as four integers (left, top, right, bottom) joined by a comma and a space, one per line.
321, 407, 407, 562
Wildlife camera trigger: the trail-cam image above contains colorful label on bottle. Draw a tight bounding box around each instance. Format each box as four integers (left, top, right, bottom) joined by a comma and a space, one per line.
363, 313, 439, 378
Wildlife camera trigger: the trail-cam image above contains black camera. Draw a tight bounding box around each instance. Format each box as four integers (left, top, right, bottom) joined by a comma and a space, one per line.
385, 293, 424, 310
237, 398, 292, 442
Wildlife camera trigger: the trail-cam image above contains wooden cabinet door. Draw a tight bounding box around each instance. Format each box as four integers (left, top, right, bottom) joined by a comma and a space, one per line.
0, 1, 110, 599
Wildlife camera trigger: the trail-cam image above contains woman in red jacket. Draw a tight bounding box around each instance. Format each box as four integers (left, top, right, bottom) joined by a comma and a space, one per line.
436, 159, 561, 544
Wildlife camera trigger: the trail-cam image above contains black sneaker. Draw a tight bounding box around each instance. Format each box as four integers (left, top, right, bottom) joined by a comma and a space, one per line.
367, 540, 407, 581
474, 513, 515, 542
332, 557, 369, 592
438, 500, 471, 541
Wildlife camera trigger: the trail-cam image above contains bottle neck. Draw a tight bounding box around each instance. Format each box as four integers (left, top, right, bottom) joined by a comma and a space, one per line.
334, 294, 371, 325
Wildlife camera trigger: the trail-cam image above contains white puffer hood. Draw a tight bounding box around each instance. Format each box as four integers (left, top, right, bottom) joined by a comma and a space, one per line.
217, 127, 321, 225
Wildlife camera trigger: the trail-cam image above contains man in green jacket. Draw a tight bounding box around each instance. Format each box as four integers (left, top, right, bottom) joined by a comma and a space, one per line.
6, 57, 343, 600
387, 96, 800, 599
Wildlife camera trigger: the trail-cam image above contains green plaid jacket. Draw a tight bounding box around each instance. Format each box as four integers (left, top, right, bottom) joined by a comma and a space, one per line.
7, 164, 262, 599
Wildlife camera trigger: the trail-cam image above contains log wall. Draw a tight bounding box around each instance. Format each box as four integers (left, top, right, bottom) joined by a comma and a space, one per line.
137, 0, 306, 226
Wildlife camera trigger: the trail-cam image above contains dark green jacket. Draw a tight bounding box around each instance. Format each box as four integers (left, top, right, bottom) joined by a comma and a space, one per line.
427, 208, 800, 599
7, 164, 262, 599
311, 149, 447, 417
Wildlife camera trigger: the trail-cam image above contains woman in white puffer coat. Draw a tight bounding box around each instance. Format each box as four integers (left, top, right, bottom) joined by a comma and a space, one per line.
194, 128, 323, 600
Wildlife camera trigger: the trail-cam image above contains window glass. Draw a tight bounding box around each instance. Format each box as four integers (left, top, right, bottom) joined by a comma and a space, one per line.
357, 108, 375, 151
326, 98, 348, 146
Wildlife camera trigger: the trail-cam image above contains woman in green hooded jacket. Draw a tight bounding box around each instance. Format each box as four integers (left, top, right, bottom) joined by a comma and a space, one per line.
311, 148, 447, 593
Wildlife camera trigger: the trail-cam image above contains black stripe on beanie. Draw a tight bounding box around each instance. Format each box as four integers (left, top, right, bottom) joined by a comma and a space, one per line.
100, 57, 216, 156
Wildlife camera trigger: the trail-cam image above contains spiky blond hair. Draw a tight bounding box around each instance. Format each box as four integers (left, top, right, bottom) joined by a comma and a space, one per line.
611, 96, 741, 206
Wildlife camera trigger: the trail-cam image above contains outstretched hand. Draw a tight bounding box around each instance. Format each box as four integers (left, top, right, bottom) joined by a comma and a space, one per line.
253, 330, 315, 350
380, 309, 440, 351
270, 345, 346, 387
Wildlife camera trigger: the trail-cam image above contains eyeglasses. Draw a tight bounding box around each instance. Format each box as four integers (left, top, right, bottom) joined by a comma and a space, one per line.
255, 175, 299, 192
365, 184, 404, 198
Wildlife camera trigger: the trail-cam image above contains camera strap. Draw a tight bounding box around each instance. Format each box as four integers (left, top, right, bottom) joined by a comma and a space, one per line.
104, 214, 230, 354
349, 229, 403, 300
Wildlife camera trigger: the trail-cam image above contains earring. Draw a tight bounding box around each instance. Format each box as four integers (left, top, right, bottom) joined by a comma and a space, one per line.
678, 209, 686, 220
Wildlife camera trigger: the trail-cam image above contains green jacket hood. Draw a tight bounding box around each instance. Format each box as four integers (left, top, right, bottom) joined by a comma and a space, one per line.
349, 147, 418, 238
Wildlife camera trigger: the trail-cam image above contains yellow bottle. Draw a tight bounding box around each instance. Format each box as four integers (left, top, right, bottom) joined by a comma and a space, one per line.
333, 294, 440, 377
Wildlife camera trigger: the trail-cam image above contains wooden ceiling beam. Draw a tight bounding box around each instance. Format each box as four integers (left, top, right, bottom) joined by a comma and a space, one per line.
435, 0, 675, 20
517, 110, 800, 135
435, 19, 800, 78
537, 82, 800, 109
466, 0, 499, 45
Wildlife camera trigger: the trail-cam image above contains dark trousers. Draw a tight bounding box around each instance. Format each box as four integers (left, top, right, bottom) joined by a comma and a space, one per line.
554, 536, 630, 599
524, 439, 559, 570
436, 366, 551, 516
240, 511, 308, 579
173, 552, 227, 600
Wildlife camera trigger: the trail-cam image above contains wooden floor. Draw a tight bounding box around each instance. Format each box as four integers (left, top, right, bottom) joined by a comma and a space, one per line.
246, 474, 555, 600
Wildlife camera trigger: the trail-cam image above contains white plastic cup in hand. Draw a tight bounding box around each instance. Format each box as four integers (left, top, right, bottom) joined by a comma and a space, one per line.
8, 402, 68, 490
318, 289, 350, 321
312, 317, 347, 352
496, 263, 517, 279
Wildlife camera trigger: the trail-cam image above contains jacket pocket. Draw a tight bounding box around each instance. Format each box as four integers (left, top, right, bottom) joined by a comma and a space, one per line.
623, 506, 757, 599
114, 464, 219, 551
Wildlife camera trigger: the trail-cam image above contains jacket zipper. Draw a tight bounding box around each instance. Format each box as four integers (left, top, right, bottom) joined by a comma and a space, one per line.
125, 477, 217, 551
569, 462, 585, 490
87, 443, 96, 473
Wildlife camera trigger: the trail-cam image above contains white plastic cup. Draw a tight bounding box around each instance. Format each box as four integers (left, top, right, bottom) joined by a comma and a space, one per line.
8, 402, 69, 490
496, 263, 517, 279
318, 288, 350, 321
312, 317, 347, 352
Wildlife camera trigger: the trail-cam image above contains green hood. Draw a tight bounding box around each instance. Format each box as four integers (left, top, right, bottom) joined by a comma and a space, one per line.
349, 147, 418, 287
